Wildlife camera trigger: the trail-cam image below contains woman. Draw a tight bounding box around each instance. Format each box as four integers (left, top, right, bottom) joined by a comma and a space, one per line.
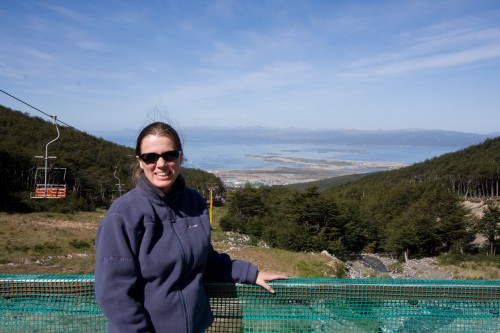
95, 122, 286, 333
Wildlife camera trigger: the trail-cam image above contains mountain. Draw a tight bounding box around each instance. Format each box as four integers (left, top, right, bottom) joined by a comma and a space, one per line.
93, 126, 493, 148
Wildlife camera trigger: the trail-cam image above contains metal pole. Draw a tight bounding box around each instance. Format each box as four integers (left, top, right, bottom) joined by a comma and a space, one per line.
209, 187, 214, 225
114, 167, 122, 198
44, 116, 60, 198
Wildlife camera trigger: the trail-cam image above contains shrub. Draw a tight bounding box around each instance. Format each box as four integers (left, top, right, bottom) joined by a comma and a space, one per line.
69, 239, 91, 250
33, 242, 62, 255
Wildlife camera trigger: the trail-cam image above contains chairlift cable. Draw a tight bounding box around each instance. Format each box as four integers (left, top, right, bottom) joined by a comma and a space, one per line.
0, 89, 78, 131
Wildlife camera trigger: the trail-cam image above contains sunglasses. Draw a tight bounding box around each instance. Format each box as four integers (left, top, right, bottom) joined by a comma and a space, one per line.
139, 150, 182, 164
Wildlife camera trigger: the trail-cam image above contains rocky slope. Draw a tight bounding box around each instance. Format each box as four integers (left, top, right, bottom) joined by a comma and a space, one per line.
344, 253, 453, 279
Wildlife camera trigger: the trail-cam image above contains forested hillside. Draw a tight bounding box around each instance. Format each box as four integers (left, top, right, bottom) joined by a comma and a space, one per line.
220, 136, 500, 260
0, 105, 223, 211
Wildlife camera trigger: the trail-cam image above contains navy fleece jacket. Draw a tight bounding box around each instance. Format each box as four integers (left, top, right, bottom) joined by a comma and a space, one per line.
95, 176, 258, 333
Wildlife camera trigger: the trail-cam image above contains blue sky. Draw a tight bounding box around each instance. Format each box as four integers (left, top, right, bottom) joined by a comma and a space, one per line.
1, 0, 499, 135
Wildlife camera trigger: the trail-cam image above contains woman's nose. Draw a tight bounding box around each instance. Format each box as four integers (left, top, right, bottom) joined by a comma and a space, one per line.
156, 156, 168, 166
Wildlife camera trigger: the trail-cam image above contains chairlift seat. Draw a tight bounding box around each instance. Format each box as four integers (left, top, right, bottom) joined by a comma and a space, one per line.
31, 185, 67, 199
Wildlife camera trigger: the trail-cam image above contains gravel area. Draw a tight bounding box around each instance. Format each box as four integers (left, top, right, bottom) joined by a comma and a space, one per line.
344, 253, 453, 279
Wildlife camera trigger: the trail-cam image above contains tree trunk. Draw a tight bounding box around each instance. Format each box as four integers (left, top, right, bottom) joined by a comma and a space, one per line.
489, 235, 496, 256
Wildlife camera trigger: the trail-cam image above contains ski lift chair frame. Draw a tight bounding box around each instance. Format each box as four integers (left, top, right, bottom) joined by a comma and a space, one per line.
30, 115, 68, 199
31, 167, 67, 199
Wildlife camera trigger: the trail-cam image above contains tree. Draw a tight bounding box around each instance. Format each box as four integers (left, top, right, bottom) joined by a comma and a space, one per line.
285, 186, 343, 253
476, 203, 500, 256
220, 185, 268, 234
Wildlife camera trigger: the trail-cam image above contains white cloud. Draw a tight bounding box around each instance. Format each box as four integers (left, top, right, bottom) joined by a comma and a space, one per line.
207, 0, 238, 19
75, 40, 107, 51
341, 21, 500, 79
23, 47, 55, 61
372, 44, 500, 76
41, 4, 91, 24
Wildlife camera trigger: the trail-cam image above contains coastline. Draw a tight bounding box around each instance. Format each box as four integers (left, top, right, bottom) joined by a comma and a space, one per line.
210, 158, 407, 186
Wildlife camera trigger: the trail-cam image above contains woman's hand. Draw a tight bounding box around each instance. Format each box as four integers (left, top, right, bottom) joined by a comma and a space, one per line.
255, 271, 288, 293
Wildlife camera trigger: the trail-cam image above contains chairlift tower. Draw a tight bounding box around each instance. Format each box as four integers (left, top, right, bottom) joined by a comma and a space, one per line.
30, 115, 67, 199
206, 185, 219, 225
113, 167, 123, 198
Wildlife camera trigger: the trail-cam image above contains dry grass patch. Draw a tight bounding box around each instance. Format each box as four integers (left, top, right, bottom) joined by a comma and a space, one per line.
445, 262, 500, 280
0, 211, 102, 274
221, 246, 342, 278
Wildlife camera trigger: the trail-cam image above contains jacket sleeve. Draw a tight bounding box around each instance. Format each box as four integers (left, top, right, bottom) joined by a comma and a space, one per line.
203, 243, 259, 284
94, 212, 150, 332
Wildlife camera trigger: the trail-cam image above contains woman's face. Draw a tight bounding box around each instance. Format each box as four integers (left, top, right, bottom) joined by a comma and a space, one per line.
137, 134, 181, 193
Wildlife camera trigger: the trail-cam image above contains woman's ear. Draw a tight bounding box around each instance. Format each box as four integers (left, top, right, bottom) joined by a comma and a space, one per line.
136, 156, 144, 170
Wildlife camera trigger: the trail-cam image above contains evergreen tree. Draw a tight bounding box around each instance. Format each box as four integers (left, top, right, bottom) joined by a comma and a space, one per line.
475, 203, 500, 255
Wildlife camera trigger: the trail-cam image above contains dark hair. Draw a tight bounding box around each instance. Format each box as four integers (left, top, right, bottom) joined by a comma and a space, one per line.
133, 122, 183, 182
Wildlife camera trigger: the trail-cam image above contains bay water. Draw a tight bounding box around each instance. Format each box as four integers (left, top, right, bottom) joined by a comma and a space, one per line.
181, 139, 460, 171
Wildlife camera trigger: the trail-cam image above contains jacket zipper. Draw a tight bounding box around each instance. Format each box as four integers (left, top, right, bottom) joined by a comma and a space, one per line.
169, 208, 190, 332
179, 289, 191, 332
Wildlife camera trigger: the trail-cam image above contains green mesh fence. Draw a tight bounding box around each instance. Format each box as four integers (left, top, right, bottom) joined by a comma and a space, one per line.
1, 275, 499, 332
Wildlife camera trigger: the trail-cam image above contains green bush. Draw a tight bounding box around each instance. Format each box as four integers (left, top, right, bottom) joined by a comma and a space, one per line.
69, 239, 91, 250
295, 260, 331, 278
33, 242, 62, 255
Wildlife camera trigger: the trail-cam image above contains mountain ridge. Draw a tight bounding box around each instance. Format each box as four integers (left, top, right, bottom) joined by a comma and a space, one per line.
93, 126, 494, 148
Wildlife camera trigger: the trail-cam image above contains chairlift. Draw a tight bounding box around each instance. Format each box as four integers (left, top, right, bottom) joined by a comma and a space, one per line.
30, 115, 68, 199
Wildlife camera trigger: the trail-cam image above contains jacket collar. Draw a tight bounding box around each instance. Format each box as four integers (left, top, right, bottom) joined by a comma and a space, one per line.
137, 174, 186, 204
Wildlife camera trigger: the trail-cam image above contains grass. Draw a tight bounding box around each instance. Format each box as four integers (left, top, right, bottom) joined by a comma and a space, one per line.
437, 252, 500, 279
0, 211, 101, 274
